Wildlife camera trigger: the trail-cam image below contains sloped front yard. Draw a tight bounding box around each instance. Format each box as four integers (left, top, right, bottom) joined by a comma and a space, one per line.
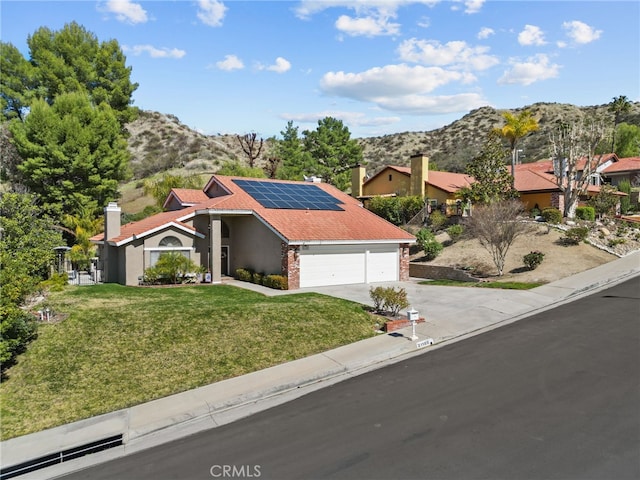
413, 223, 630, 284
0, 285, 378, 440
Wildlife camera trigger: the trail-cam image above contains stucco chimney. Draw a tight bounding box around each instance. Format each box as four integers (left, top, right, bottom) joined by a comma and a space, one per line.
351, 164, 366, 198
410, 154, 429, 197
104, 202, 121, 241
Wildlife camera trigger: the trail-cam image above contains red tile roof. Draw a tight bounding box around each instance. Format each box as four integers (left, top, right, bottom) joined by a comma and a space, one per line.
93, 176, 415, 245
602, 156, 640, 173
166, 188, 210, 206
427, 171, 474, 193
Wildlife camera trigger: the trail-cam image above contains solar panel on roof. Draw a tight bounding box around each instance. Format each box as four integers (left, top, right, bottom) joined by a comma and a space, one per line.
233, 179, 344, 211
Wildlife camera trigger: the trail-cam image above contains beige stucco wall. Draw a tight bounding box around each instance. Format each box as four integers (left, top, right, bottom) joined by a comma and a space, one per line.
227, 216, 282, 275
520, 192, 554, 211
363, 169, 411, 196
425, 185, 453, 204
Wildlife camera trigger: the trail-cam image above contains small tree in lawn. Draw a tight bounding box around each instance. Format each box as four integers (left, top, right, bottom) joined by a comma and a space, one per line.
464, 199, 531, 276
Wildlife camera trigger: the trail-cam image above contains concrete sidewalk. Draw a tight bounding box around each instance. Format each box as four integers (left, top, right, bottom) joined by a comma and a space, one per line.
3, 251, 639, 479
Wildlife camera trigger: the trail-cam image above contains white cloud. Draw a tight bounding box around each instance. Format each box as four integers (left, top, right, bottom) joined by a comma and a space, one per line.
498, 54, 560, 86
267, 57, 292, 73
518, 25, 546, 46
103, 0, 148, 24
216, 54, 244, 71
318, 63, 486, 114
450, 0, 484, 14
321, 64, 471, 100
462, 0, 485, 14
197, 0, 227, 27
335, 13, 400, 36
294, 1, 438, 37
477, 27, 494, 39
397, 38, 499, 71
562, 20, 602, 44
417, 16, 431, 28
125, 45, 186, 58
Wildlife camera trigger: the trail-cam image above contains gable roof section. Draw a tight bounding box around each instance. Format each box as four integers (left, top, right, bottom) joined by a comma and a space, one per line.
93, 176, 415, 246
163, 188, 210, 209
91, 208, 206, 246
426, 171, 474, 193
602, 156, 640, 174
363, 165, 411, 185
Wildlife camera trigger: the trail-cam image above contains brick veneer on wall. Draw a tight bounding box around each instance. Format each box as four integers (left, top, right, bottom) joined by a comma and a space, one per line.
399, 243, 411, 281
282, 243, 299, 290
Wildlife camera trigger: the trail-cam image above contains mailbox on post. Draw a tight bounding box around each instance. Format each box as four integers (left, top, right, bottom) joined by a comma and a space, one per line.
407, 308, 419, 340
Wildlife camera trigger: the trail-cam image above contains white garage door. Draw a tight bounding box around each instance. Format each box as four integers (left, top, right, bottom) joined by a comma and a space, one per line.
299, 244, 399, 288
366, 245, 399, 283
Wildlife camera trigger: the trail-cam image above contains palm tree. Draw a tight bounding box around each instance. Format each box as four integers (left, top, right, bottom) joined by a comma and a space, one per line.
493, 110, 539, 187
608, 95, 631, 152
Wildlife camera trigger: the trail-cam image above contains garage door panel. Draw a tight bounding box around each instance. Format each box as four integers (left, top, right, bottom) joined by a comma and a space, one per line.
298, 245, 399, 288
367, 249, 398, 283
300, 251, 365, 288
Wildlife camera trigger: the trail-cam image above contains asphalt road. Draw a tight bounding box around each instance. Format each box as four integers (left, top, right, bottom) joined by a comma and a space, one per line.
62, 277, 640, 480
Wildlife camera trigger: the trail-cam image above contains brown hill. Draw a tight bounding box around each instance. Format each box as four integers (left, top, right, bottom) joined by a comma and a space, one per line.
125, 102, 640, 181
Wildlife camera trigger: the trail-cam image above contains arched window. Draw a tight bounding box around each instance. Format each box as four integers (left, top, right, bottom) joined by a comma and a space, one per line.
159, 236, 183, 247
149, 235, 189, 267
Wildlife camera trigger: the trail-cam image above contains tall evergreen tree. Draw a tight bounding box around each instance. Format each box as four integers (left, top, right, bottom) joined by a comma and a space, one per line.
22, 22, 138, 126
9, 92, 130, 219
301, 117, 363, 190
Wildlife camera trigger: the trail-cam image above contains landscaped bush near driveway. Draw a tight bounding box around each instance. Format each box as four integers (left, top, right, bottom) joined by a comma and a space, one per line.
235, 268, 288, 290
368, 286, 409, 317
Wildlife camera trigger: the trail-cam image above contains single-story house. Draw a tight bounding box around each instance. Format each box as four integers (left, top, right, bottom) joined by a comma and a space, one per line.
92, 175, 415, 289
351, 154, 474, 215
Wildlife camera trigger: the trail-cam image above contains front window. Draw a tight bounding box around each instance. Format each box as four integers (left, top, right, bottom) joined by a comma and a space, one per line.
149, 235, 190, 267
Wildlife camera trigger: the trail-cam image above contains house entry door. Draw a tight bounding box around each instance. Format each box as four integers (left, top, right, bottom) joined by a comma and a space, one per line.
221, 246, 229, 276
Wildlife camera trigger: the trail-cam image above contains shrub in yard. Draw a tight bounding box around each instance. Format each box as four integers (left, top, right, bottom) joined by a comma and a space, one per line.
575, 206, 595, 221
252, 272, 264, 285
530, 207, 541, 218
523, 251, 545, 270
416, 228, 443, 260
428, 210, 447, 231
234, 268, 253, 282
541, 208, 562, 224
262, 275, 288, 290
446, 224, 464, 243
369, 286, 386, 312
563, 226, 589, 245
382, 287, 409, 317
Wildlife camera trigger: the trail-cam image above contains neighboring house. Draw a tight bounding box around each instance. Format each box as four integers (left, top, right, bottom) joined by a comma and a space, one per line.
601, 156, 640, 187
91, 175, 415, 289
514, 154, 632, 212
351, 154, 474, 215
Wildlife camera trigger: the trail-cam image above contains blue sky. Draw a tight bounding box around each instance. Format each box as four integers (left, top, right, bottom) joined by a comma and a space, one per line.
2, 1, 639, 138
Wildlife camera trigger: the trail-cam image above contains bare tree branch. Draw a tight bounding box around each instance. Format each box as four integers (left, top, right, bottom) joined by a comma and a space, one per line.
236, 133, 264, 168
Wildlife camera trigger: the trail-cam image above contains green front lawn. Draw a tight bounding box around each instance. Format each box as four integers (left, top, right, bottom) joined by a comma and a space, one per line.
0, 284, 378, 440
